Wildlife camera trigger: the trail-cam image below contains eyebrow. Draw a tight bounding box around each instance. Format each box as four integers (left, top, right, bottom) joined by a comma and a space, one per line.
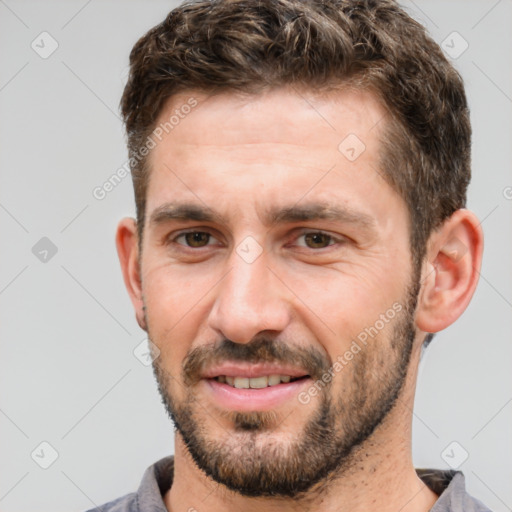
267, 203, 375, 230
149, 201, 376, 231
150, 203, 225, 226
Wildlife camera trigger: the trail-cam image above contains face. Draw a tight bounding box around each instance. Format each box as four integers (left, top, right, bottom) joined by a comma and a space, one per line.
139, 87, 420, 497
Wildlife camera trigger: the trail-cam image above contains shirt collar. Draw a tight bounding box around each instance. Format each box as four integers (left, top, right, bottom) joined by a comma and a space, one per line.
138, 457, 468, 511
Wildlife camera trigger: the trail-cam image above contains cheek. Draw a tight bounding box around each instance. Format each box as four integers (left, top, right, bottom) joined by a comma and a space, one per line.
289, 264, 403, 332
143, 261, 209, 318
326, 307, 409, 395
142, 268, 205, 373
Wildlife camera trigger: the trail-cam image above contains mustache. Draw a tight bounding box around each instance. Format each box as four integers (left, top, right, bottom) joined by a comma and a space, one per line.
182, 338, 332, 386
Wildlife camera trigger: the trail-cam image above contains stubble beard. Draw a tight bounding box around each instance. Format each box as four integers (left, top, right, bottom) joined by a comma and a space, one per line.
149, 277, 420, 498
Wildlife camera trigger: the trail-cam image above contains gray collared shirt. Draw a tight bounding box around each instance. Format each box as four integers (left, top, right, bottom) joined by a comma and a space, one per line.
87, 456, 492, 512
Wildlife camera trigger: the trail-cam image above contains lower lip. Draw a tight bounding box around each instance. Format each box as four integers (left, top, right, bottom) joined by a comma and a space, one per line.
203, 378, 311, 412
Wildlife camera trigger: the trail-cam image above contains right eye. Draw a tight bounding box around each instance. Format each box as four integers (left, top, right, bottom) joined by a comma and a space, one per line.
173, 231, 219, 248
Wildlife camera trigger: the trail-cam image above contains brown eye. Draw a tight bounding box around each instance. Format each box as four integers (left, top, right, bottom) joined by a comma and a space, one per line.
303, 232, 333, 249
180, 232, 211, 247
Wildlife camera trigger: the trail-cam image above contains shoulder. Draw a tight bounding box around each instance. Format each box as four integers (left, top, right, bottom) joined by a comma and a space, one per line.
417, 469, 493, 512
84, 491, 138, 512
82, 456, 174, 512
443, 473, 493, 512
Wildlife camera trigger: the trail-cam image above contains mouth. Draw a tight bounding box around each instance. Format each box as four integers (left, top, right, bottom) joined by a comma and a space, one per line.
200, 363, 312, 411
213, 374, 308, 388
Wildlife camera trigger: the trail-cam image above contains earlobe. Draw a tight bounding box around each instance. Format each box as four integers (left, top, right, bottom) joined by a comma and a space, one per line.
415, 209, 484, 334
115, 217, 147, 331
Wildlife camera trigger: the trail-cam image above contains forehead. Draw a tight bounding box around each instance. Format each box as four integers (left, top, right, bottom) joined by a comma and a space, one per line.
152, 86, 386, 151
144, 86, 402, 229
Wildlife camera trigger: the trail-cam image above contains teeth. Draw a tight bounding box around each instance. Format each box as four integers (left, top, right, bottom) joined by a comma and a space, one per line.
234, 377, 250, 389
249, 376, 268, 388
217, 374, 300, 388
268, 374, 281, 386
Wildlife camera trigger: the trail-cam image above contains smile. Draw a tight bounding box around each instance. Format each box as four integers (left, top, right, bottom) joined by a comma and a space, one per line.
214, 375, 306, 388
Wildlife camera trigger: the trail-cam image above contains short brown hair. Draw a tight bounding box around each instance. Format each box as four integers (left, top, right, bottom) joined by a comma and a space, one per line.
121, 0, 471, 273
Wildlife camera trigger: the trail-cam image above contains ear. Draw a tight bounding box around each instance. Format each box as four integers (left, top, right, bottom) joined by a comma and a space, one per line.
415, 209, 484, 334
116, 217, 147, 331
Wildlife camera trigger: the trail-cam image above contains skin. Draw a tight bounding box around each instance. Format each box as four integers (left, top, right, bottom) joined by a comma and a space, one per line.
116, 86, 484, 512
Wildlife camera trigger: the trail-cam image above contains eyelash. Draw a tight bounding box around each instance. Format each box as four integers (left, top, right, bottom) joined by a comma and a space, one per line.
168, 229, 345, 250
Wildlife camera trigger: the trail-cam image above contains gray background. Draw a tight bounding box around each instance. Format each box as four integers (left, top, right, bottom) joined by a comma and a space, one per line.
1, 1, 511, 511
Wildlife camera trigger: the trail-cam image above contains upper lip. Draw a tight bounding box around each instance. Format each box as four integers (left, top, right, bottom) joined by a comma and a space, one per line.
201, 362, 310, 379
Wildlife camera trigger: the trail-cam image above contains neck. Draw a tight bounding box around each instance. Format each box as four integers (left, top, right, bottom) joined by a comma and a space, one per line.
165, 347, 438, 512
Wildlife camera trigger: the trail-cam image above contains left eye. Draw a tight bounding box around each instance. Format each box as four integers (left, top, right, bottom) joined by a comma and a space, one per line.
296, 232, 336, 249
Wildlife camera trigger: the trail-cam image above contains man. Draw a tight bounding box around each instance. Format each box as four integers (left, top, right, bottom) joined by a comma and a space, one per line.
96, 0, 489, 510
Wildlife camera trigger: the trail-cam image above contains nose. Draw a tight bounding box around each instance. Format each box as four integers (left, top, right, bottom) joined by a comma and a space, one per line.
207, 245, 292, 344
